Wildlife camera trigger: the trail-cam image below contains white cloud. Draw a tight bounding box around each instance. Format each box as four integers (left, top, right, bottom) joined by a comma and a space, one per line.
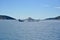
55, 7, 60, 9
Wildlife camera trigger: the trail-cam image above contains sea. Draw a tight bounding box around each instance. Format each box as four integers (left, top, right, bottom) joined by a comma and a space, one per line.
0, 20, 60, 40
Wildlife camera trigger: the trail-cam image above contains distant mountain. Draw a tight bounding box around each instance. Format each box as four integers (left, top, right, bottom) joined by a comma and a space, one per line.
45, 16, 60, 20
18, 19, 24, 22
0, 15, 16, 20
55, 16, 60, 19
24, 17, 40, 22
25, 17, 35, 22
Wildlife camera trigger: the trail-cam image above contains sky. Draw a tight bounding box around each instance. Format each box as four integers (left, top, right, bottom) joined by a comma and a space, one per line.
0, 0, 60, 19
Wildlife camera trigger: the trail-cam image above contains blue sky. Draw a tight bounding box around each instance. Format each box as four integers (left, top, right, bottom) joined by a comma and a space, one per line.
0, 0, 60, 19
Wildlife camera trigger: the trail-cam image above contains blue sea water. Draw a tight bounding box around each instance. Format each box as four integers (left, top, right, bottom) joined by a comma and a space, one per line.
0, 20, 60, 40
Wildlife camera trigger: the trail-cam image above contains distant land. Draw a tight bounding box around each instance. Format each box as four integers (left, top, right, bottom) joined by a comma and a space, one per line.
45, 16, 60, 20
0, 15, 60, 22
0, 15, 16, 20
